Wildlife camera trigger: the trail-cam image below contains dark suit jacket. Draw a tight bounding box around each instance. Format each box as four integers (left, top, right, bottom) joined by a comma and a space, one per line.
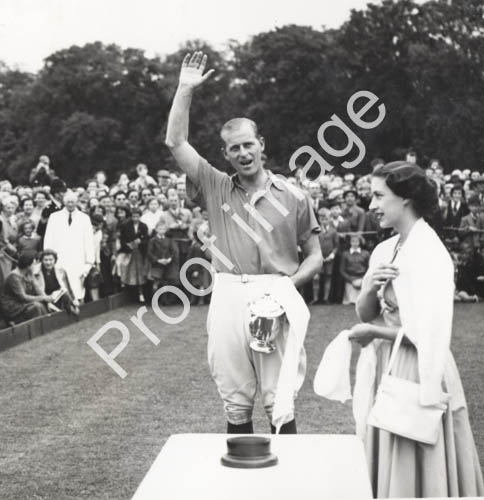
119, 219, 149, 255
443, 202, 469, 228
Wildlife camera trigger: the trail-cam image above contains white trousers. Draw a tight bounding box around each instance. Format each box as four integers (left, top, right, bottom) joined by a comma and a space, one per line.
207, 273, 305, 425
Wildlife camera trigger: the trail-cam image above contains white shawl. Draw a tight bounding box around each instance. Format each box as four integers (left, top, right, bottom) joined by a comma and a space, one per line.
376, 218, 454, 405
315, 219, 464, 438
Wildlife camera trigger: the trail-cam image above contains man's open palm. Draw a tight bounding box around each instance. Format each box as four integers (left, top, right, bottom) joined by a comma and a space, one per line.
179, 52, 214, 90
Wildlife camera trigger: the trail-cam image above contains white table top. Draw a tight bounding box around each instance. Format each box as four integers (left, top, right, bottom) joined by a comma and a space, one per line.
131, 433, 373, 500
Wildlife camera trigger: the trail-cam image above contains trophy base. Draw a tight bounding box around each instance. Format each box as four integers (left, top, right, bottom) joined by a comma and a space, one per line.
221, 436, 279, 469
250, 340, 276, 354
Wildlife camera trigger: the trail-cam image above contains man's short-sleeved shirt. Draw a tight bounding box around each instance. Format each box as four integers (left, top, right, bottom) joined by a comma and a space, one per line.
187, 157, 320, 275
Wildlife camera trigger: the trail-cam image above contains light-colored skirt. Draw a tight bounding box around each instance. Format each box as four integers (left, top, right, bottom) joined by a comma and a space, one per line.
120, 249, 147, 286
364, 340, 484, 498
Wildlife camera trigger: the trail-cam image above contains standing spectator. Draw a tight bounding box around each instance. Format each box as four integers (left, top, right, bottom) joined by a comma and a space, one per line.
141, 197, 164, 236
316, 208, 338, 304
470, 174, 484, 205
44, 191, 95, 302
405, 149, 417, 164
443, 186, 468, 243
157, 169, 172, 194
147, 221, 179, 300
133, 163, 157, 191
112, 205, 131, 290
459, 196, 484, 250
17, 220, 41, 255
119, 207, 149, 302
114, 191, 128, 208
339, 234, 369, 305
176, 180, 196, 210
342, 189, 365, 232
29, 155, 55, 187
161, 189, 192, 266
84, 213, 104, 301
17, 197, 36, 229
308, 181, 324, 213
127, 190, 140, 210
0, 197, 19, 288
94, 170, 109, 191
31, 191, 49, 230
37, 249, 79, 315
185, 221, 212, 305
112, 173, 130, 196
0, 252, 51, 323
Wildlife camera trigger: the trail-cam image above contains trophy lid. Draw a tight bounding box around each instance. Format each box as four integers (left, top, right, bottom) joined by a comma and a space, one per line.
248, 293, 284, 318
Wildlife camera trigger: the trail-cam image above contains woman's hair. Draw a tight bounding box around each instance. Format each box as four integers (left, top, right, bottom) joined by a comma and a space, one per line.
17, 252, 36, 270
114, 205, 131, 219
40, 249, 58, 262
372, 161, 442, 230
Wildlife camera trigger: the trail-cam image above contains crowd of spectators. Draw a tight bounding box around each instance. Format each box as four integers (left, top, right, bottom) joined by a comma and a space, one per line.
0, 151, 483, 326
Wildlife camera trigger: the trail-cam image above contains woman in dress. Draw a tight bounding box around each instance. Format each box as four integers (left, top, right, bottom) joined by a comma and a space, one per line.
119, 206, 148, 302
0, 252, 52, 323
0, 196, 19, 288
348, 161, 484, 497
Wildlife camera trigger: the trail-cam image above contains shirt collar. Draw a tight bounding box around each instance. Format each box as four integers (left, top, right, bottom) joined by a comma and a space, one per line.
350, 247, 361, 254
230, 170, 284, 193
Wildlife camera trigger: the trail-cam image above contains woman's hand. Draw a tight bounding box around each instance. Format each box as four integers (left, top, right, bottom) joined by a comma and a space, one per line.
365, 263, 399, 291
348, 323, 376, 347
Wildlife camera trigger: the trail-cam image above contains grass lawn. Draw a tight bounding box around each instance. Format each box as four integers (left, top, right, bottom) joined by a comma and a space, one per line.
0, 302, 483, 500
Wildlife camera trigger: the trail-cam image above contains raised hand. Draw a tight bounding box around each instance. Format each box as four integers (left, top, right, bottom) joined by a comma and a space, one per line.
178, 52, 215, 90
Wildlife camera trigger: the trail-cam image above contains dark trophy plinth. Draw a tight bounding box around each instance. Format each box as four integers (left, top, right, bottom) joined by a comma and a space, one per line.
221, 436, 278, 469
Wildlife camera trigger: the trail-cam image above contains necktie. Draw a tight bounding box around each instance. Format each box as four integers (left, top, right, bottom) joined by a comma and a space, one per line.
68, 213, 72, 226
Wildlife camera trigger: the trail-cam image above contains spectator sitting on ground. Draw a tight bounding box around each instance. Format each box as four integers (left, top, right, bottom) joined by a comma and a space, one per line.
36, 249, 80, 315
0, 252, 52, 323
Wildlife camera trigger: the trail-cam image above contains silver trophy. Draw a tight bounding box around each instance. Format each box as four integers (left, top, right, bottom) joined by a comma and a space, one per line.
248, 292, 285, 354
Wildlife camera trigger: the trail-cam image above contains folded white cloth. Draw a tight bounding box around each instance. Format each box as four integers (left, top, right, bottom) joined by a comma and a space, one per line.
314, 329, 377, 440
269, 276, 309, 433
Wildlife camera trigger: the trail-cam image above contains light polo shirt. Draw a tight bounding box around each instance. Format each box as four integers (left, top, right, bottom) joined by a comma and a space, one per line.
187, 157, 320, 275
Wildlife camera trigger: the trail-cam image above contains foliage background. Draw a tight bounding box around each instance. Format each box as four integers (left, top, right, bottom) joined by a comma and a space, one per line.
1, 0, 483, 184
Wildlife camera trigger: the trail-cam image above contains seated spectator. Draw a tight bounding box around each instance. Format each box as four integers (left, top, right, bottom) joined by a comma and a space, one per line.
36, 249, 80, 315
17, 220, 41, 255
339, 234, 370, 305
0, 252, 51, 323
147, 221, 179, 300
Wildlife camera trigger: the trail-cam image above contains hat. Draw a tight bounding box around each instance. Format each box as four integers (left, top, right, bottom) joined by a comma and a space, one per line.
157, 169, 171, 178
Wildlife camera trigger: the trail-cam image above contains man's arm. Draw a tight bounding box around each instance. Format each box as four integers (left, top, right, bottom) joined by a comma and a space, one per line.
165, 52, 214, 183
290, 233, 323, 288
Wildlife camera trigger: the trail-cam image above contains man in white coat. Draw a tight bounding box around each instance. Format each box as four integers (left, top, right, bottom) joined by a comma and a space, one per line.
44, 191, 95, 301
